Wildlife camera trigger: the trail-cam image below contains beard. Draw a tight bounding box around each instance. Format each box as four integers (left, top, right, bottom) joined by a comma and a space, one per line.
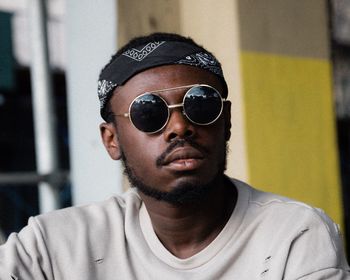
120, 139, 228, 206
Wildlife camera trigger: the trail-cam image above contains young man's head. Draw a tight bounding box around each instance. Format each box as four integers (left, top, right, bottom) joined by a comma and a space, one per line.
98, 33, 231, 205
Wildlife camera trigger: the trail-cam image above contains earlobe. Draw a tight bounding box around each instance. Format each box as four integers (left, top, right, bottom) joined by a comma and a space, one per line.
100, 123, 121, 160
224, 101, 232, 141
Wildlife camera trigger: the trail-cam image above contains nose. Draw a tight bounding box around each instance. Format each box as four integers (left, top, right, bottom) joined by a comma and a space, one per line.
163, 109, 195, 141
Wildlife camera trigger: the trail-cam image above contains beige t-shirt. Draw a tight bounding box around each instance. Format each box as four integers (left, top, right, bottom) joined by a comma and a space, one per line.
0, 179, 349, 279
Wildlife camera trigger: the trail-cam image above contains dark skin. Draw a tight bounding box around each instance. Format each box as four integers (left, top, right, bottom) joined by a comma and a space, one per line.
100, 65, 237, 259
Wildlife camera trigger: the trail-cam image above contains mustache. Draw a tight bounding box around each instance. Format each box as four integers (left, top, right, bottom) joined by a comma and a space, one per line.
156, 138, 209, 167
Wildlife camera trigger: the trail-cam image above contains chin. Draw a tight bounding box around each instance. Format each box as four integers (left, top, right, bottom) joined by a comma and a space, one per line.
137, 171, 222, 205
169, 172, 207, 186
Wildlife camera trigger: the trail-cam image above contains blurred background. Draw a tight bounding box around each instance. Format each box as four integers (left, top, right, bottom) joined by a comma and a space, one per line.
0, 0, 349, 256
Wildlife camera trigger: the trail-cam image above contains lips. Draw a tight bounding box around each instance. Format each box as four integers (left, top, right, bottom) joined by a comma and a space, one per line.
161, 146, 204, 171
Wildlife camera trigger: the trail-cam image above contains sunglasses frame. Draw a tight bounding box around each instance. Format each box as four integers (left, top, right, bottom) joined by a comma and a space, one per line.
115, 84, 227, 134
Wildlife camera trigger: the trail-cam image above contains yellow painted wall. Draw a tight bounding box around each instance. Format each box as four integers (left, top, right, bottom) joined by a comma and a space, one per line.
241, 51, 342, 224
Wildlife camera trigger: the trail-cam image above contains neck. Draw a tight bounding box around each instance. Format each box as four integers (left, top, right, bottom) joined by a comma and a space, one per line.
139, 176, 237, 259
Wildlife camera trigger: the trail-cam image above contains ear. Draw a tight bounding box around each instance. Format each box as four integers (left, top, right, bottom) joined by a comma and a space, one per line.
100, 122, 121, 160
223, 101, 232, 141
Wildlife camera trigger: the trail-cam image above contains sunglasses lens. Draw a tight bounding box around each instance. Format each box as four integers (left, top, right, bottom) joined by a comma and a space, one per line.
129, 94, 168, 133
184, 86, 223, 125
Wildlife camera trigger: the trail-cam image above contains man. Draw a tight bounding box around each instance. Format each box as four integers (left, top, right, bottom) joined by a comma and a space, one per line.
0, 33, 349, 279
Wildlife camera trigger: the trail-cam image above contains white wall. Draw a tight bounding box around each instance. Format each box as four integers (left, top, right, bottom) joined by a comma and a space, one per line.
65, 0, 123, 205
0, 0, 65, 69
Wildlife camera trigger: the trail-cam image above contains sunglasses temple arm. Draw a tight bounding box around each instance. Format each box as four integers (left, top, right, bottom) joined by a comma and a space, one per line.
114, 113, 129, 118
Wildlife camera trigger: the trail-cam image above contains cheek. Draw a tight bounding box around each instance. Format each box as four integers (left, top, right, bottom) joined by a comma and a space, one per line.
203, 120, 226, 146
202, 122, 228, 163
117, 124, 162, 171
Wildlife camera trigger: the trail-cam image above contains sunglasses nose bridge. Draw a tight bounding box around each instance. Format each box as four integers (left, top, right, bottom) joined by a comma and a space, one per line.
167, 102, 187, 121
167, 103, 183, 109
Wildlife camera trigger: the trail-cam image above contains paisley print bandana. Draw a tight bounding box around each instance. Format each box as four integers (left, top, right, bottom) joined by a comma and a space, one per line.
98, 40, 226, 121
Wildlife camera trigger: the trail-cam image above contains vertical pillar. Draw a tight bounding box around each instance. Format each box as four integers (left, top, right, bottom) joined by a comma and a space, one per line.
29, 0, 59, 213
237, 0, 343, 225
66, 0, 123, 205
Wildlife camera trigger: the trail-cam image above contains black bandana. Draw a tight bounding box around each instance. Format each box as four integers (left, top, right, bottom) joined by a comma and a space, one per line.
98, 40, 226, 121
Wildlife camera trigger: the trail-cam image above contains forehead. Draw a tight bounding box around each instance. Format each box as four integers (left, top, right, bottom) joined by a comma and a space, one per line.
110, 65, 224, 107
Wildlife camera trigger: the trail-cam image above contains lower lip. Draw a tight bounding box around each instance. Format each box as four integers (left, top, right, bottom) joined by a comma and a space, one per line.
164, 158, 203, 171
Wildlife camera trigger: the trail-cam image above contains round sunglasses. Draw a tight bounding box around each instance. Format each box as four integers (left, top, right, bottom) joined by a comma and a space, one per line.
114, 84, 227, 134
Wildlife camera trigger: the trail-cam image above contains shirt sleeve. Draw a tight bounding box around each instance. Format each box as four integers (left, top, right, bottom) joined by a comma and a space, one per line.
283, 208, 350, 280
0, 217, 53, 280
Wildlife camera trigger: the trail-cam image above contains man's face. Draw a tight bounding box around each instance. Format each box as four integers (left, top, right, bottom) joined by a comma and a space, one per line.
103, 64, 231, 203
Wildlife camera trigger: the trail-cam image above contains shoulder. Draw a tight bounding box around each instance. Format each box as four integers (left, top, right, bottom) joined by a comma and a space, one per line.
0, 190, 143, 278
231, 178, 343, 254
233, 178, 337, 229
33, 188, 142, 238
231, 178, 349, 275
